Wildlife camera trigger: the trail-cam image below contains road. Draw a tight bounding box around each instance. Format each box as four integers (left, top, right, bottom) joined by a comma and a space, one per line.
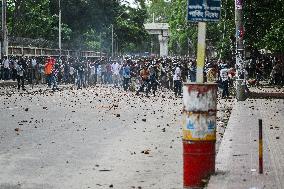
0, 85, 233, 189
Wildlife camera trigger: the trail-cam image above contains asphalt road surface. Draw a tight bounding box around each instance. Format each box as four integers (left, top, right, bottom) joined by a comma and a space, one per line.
0, 85, 233, 189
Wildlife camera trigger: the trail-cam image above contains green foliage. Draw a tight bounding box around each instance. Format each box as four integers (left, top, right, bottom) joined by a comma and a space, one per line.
5, 0, 148, 53
7, 0, 60, 40
114, 3, 149, 54
6, 0, 284, 55
263, 18, 284, 53
168, 0, 198, 55
244, 0, 284, 53
167, 0, 235, 58
167, 0, 284, 57
82, 29, 101, 51
146, 0, 171, 23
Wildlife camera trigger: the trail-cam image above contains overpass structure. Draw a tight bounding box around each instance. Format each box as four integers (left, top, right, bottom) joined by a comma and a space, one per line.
144, 23, 169, 57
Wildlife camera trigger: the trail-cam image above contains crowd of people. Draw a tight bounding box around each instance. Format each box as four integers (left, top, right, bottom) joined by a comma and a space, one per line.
0, 54, 283, 98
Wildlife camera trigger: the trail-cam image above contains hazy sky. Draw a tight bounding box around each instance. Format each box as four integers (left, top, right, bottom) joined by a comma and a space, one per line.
122, 0, 153, 8
126, 0, 136, 4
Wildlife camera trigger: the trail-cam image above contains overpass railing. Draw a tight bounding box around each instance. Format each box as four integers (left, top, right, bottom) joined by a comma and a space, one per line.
8, 46, 106, 58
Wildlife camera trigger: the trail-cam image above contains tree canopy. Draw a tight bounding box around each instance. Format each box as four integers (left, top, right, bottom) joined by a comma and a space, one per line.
4, 0, 148, 54
3, 0, 284, 56
148, 0, 284, 58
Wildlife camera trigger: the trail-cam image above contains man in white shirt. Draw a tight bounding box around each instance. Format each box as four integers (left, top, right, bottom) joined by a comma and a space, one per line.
69, 66, 75, 84
220, 65, 229, 98
16, 61, 25, 90
31, 57, 37, 67
111, 61, 121, 87
31, 57, 39, 84
2, 56, 10, 80
173, 64, 182, 97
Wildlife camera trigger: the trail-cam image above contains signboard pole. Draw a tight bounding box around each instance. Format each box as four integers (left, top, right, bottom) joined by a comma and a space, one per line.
196, 22, 206, 83
184, 1, 221, 188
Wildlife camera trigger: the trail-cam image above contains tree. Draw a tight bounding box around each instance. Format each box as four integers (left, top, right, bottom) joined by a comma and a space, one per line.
168, 0, 234, 58
5, 0, 145, 52
263, 18, 284, 53
146, 0, 171, 23
108, 1, 149, 55
7, 0, 61, 40
244, 0, 284, 54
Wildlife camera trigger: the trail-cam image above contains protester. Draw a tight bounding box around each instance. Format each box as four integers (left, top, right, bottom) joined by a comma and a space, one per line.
173, 64, 182, 97
2, 56, 10, 80
16, 61, 25, 91
1, 52, 281, 97
149, 65, 159, 96
51, 63, 60, 91
220, 64, 229, 98
136, 65, 150, 96
112, 61, 121, 88
44, 57, 55, 88
122, 63, 131, 91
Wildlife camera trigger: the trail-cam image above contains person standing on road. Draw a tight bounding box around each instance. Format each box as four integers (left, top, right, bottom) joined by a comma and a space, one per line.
100, 61, 106, 84
31, 57, 39, 84
76, 62, 84, 89
11, 57, 18, 81
188, 60, 196, 82
39, 60, 45, 84
94, 60, 99, 85
63, 61, 70, 84
149, 65, 159, 97
51, 63, 59, 91
122, 63, 131, 91
44, 57, 55, 88
106, 61, 112, 84
16, 61, 25, 91
220, 65, 229, 98
2, 56, 10, 80
69, 64, 75, 84
112, 61, 121, 88
136, 65, 150, 96
173, 64, 182, 98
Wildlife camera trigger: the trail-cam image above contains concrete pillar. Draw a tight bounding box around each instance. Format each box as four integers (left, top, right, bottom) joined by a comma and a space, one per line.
158, 34, 168, 57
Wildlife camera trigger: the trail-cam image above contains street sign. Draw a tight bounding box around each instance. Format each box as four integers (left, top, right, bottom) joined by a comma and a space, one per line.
187, 0, 221, 22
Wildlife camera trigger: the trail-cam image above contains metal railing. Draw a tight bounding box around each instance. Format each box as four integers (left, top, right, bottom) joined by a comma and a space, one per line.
7, 46, 106, 58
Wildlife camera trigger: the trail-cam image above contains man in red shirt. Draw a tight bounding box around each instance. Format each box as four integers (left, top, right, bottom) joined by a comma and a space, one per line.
44, 57, 55, 87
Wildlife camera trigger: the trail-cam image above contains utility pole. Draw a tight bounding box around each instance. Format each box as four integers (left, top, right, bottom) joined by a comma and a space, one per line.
235, 0, 246, 101
2, 0, 8, 57
219, 0, 228, 60
99, 32, 102, 59
111, 24, 114, 58
59, 0, 62, 57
